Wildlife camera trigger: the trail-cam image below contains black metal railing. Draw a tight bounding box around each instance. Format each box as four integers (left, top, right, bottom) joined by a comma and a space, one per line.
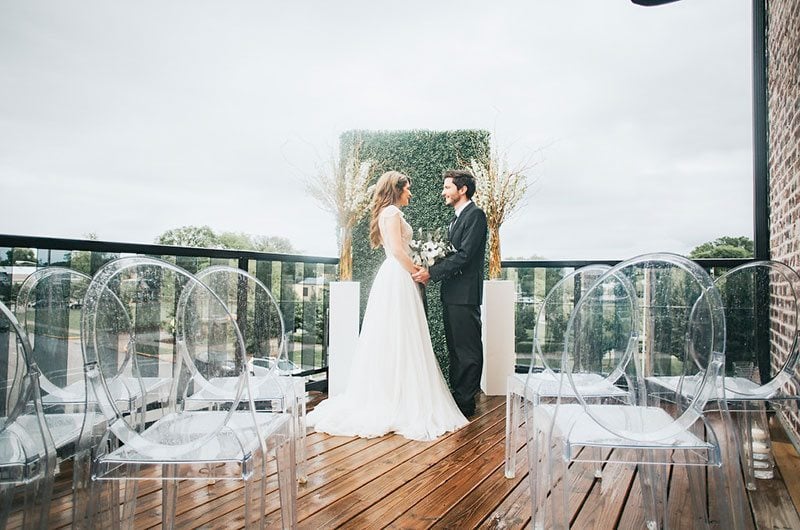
0, 234, 338, 391
500, 257, 755, 372
2, 234, 757, 388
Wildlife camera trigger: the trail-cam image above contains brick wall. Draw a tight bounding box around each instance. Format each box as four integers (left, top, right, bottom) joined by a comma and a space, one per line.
767, 0, 800, 436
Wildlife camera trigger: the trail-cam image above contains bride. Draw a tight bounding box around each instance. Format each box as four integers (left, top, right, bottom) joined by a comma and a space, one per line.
307, 170, 468, 441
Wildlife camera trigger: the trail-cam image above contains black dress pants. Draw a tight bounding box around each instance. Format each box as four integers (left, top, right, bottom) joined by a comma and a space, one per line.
442, 303, 482, 416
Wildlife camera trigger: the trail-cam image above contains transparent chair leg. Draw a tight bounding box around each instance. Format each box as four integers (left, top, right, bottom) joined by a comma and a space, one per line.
276, 432, 298, 530
242, 461, 256, 529
86, 477, 103, 528
749, 401, 774, 480
715, 406, 748, 530
505, 390, 521, 479
109, 479, 122, 530
638, 451, 668, 530
0, 483, 12, 529
120, 477, 138, 529
72, 449, 92, 529
550, 446, 569, 530
732, 402, 757, 490
296, 394, 308, 484
527, 424, 543, 529
161, 464, 179, 530
685, 461, 710, 529
589, 398, 602, 479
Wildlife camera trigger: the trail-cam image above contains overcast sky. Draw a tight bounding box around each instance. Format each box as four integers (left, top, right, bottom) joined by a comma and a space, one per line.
0, 0, 753, 260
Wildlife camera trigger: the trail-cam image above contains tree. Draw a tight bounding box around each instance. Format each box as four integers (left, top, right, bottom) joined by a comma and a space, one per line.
688, 236, 754, 259
305, 138, 376, 281
155, 226, 298, 253
156, 225, 218, 248
3, 247, 35, 266
217, 231, 296, 253
249, 235, 295, 254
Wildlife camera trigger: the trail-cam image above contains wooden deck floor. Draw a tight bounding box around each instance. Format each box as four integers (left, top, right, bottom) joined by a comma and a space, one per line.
13, 393, 800, 529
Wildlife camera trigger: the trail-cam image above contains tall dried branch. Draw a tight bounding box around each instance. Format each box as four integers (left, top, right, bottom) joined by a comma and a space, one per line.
306, 140, 376, 246
470, 153, 530, 232
467, 141, 537, 279
306, 139, 376, 279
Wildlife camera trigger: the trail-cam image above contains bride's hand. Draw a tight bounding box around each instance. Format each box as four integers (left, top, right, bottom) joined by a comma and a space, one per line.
411, 266, 430, 285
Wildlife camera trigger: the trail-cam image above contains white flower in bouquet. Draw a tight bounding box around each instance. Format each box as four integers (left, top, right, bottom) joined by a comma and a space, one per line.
410, 228, 455, 268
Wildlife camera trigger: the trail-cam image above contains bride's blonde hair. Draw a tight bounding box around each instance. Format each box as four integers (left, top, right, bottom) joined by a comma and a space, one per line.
369, 171, 411, 248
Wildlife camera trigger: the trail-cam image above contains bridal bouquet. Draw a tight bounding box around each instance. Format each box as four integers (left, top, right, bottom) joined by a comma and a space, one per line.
409, 227, 456, 268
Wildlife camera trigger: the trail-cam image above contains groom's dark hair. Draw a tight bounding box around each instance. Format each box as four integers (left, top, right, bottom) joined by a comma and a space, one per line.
443, 169, 476, 199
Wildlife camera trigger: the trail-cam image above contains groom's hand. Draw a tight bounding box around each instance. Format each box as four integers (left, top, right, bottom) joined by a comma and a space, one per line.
413, 268, 431, 285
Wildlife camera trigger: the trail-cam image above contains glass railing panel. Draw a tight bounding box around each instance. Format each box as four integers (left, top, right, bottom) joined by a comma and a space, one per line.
0, 235, 755, 391
0, 237, 337, 388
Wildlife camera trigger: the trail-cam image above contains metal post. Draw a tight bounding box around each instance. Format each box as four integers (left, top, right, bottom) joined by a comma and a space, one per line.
752, 0, 769, 261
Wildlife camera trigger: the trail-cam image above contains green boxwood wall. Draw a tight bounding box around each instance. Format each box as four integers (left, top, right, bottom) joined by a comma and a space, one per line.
343, 129, 490, 381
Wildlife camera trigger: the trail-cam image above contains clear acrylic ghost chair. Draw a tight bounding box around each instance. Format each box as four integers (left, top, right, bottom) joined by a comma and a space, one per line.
17, 265, 173, 527
18, 267, 171, 425
716, 260, 800, 489
15, 267, 99, 527
527, 253, 746, 530
650, 260, 800, 490
505, 264, 632, 479
182, 265, 307, 483
81, 256, 296, 529
0, 300, 57, 529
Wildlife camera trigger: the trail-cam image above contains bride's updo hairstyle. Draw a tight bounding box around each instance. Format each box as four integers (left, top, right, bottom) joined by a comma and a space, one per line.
369, 170, 411, 248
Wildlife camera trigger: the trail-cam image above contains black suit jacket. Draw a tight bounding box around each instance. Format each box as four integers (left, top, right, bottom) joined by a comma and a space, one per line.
429, 202, 487, 305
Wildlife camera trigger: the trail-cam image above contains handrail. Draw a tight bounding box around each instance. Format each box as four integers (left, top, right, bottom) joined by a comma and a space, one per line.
501, 257, 754, 269
0, 234, 338, 265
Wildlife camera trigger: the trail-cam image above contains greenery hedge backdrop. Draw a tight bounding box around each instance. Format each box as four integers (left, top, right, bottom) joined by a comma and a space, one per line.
343, 129, 490, 381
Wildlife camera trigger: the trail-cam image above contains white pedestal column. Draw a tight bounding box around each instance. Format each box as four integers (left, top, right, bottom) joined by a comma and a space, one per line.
481, 279, 516, 396
328, 281, 360, 397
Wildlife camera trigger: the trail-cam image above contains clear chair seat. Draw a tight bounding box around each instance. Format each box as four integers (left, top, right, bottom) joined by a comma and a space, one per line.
539, 403, 716, 453
2, 413, 84, 464
15, 412, 84, 450
649, 375, 771, 400
42, 376, 170, 407
521, 372, 629, 399
188, 375, 299, 405
0, 426, 46, 477
99, 411, 291, 465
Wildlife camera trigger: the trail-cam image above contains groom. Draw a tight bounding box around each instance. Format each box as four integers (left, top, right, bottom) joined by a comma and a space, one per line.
413, 169, 487, 418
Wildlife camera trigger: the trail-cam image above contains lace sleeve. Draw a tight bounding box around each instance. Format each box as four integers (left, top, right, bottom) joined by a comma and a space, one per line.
379, 204, 403, 250
380, 205, 402, 219
380, 207, 416, 274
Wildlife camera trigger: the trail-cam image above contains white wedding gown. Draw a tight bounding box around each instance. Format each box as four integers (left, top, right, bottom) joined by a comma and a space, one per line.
307, 205, 468, 441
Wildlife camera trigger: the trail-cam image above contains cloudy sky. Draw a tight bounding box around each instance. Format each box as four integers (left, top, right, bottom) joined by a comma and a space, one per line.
0, 0, 753, 260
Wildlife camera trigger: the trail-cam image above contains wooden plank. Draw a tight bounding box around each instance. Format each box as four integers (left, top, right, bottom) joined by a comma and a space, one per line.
339, 400, 506, 528
433, 435, 530, 529
386, 437, 508, 528
617, 466, 647, 529
530, 446, 615, 529
301, 430, 508, 527
663, 464, 710, 530
199, 435, 409, 529
571, 457, 636, 529
234, 399, 505, 529
150, 436, 382, 528
483, 455, 532, 530
21, 395, 800, 530
771, 417, 800, 513
748, 448, 800, 530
